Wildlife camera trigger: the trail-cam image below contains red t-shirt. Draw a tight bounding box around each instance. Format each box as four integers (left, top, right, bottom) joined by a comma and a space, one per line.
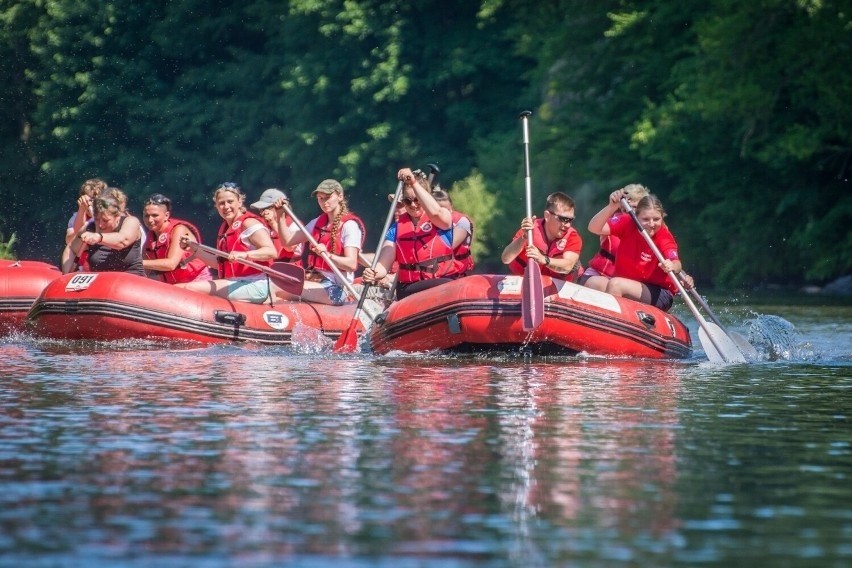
608, 214, 679, 293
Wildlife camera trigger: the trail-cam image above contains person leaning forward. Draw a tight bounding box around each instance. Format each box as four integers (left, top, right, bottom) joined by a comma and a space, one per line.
501, 191, 583, 281
250, 188, 304, 266
64, 187, 145, 276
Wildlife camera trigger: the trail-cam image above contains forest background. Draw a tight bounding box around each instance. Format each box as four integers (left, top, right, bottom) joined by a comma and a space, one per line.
0, 0, 849, 288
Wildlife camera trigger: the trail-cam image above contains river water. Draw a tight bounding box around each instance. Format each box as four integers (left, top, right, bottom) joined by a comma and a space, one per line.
0, 296, 850, 567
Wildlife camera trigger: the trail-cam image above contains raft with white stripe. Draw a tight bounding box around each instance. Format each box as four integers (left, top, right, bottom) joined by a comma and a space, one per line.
369, 274, 692, 358
27, 271, 363, 345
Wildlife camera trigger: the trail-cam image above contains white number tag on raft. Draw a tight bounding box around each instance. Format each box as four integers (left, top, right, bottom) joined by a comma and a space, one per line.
497, 275, 523, 295
263, 311, 290, 330
66, 273, 98, 292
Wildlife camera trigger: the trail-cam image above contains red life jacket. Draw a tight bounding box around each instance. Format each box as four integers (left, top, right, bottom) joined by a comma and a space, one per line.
395, 213, 460, 282
216, 212, 271, 278
144, 218, 210, 284
587, 212, 624, 277
451, 210, 475, 276
306, 212, 366, 272
77, 220, 94, 271
587, 235, 619, 277
508, 218, 582, 281
268, 221, 302, 265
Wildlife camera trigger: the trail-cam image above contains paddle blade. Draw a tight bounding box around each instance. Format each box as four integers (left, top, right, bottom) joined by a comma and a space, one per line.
270, 262, 305, 296
333, 318, 361, 353
522, 262, 544, 331
730, 330, 759, 360
360, 298, 384, 328
698, 322, 747, 363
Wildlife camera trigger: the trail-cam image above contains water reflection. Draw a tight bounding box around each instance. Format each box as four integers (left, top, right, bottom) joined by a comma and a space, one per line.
494, 362, 685, 562
1, 335, 850, 566
374, 359, 689, 561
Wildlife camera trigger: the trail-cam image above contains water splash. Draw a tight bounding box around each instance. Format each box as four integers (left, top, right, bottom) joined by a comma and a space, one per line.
747, 314, 813, 361
290, 322, 332, 354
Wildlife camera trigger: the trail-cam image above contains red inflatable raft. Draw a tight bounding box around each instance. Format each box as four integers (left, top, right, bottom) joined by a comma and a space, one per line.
0, 260, 62, 334
27, 271, 365, 345
369, 274, 692, 358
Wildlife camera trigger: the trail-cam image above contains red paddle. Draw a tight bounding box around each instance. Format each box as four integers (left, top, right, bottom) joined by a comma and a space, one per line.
185, 241, 305, 296
519, 110, 544, 331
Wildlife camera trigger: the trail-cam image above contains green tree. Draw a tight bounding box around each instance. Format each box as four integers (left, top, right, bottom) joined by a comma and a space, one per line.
0, 231, 16, 260
447, 170, 498, 263
0, 1, 41, 238
633, 0, 852, 285
1, 0, 848, 287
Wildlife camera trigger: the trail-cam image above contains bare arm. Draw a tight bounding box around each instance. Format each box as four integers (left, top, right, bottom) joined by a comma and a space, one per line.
399, 168, 452, 229
588, 190, 623, 236
362, 241, 397, 283
143, 224, 194, 272
451, 217, 471, 249
62, 235, 86, 274
89, 215, 142, 250
269, 198, 309, 249
550, 250, 580, 274
230, 219, 277, 262
501, 217, 534, 264
65, 196, 92, 244
335, 245, 360, 272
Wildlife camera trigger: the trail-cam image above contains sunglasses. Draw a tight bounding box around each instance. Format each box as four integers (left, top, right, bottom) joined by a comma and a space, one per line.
145, 193, 172, 210
217, 182, 240, 191
547, 210, 574, 224
402, 197, 420, 206
95, 197, 120, 210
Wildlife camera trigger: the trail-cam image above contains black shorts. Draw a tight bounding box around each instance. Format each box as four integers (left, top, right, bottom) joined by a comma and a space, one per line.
396, 278, 455, 300
645, 284, 674, 311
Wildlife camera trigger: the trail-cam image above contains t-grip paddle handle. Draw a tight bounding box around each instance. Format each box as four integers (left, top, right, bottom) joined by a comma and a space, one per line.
426, 163, 440, 186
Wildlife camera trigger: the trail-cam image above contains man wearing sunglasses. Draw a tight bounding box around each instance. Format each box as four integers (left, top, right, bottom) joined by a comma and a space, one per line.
501, 191, 583, 281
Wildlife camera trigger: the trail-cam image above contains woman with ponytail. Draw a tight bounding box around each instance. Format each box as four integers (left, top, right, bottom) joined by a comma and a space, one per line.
587, 191, 683, 312
275, 179, 365, 305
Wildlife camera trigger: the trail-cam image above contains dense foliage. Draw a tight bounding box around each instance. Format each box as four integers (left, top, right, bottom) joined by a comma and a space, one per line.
1, 0, 849, 287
